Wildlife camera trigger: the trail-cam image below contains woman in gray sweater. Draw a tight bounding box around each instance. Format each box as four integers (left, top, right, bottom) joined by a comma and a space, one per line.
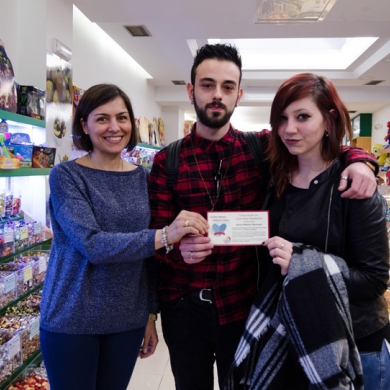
40, 84, 208, 390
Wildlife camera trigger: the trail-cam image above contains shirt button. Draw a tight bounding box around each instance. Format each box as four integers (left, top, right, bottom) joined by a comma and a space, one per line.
314, 180, 318, 184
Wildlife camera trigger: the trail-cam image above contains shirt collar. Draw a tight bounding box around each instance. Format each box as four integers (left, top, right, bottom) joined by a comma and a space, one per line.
190, 123, 236, 152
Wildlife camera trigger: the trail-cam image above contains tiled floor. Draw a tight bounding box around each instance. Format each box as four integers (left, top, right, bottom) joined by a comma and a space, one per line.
127, 318, 220, 390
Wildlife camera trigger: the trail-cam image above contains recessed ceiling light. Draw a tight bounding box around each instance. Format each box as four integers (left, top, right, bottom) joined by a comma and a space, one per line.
171, 80, 186, 85
123, 25, 151, 37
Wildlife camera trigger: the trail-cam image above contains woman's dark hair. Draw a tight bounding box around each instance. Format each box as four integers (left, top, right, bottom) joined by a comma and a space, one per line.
72, 83, 138, 152
190, 43, 242, 85
268, 73, 352, 197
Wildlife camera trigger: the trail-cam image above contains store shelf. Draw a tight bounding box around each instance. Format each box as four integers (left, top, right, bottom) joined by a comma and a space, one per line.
0, 239, 52, 264
0, 350, 42, 390
0, 168, 51, 177
138, 142, 161, 150
0, 110, 45, 129
0, 284, 43, 317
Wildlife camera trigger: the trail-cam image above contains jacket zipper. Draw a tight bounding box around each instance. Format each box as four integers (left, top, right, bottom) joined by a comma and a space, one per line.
325, 184, 335, 252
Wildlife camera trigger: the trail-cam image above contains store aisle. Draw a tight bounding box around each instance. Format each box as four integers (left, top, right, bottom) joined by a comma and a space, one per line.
127, 318, 220, 389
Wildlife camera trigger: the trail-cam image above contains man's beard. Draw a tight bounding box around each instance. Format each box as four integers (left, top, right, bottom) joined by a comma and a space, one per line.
193, 96, 235, 129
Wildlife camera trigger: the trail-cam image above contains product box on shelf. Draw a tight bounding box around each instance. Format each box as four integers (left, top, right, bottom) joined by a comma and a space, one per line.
14, 225, 29, 253
8, 144, 33, 168
0, 156, 20, 169
31, 146, 56, 168
17, 250, 49, 286
27, 222, 43, 247
0, 333, 22, 383
4, 194, 14, 218
0, 270, 17, 308
0, 261, 34, 297
0, 225, 15, 257
0, 315, 39, 363
16, 85, 45, 121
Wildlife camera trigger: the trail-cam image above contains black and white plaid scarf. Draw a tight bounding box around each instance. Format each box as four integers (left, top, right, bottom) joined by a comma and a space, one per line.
224, 244, 363, 390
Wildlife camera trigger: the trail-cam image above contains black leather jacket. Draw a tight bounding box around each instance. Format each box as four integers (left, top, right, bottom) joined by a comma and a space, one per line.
262, 159, 389, 340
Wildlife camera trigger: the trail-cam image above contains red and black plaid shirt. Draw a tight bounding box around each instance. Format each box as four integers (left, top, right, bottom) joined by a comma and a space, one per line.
148, 125, 378, 325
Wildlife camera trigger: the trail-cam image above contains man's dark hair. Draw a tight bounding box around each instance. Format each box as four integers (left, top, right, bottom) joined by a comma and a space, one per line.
190, 43, 242, 85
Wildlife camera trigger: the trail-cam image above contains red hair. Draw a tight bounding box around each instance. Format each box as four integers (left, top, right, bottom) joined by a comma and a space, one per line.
268, 73, 352, 197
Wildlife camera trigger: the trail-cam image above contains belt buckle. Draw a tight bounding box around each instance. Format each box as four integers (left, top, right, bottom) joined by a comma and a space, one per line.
199, 289, 213, 303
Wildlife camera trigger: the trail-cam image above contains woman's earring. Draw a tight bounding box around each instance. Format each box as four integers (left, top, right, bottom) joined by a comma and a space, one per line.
325, 130, 329, 137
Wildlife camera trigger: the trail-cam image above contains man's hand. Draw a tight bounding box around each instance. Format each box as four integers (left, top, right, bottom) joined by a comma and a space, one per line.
339, 162, 376, 199
179, 235, 214, 264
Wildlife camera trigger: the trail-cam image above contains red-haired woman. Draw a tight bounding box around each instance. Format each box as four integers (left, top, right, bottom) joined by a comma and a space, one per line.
226, 74, 389, 390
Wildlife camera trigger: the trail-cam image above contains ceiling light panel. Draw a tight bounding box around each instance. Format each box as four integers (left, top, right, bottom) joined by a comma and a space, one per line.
211, 38, 378, 70
255, 0, 338, 23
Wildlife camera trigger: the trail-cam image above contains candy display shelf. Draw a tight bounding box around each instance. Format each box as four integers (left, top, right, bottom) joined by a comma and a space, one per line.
0, 239, 51, 265
0, 238, 51, 389
0, 111, 50, 387
0, 350, 41, 390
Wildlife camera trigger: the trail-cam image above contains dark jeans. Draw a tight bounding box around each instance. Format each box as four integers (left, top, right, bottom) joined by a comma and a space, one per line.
40, 327, 145, 390
161, 293, 246, 390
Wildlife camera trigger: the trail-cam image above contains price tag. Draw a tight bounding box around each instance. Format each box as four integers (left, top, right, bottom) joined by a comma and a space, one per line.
20, 226, 28, 240
30, 318, 40, 340
23, 265, 33, 282
5, 273, 15, 293
38, 256, 47, 274
33, 222, 42, 235
8, 334, 21, 359
4, 229, 13, 243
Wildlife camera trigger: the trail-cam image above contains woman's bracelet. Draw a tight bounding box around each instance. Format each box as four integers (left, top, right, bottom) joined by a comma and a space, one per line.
161, 226, 174, 254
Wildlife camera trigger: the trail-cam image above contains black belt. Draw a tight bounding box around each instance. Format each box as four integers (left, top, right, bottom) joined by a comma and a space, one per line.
187, 289, 213, 304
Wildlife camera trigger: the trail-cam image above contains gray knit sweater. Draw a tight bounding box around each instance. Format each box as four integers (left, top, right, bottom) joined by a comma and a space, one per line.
40, 160, 158, 334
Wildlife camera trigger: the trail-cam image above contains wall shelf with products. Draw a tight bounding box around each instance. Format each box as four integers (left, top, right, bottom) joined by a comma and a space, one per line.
0, 350, 42, 390
0, 112, 50, 227
0, 237, 51, 388
122, 143, 161, 170
0, 111, 51, 387
0, 110, 45, 130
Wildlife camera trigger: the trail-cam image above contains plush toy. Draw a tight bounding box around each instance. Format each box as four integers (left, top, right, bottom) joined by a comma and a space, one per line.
373, 143, 388, 166
384, 121, 390, 145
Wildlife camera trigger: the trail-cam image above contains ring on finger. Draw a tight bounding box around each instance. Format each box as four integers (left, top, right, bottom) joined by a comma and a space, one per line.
280, 243, 285, 249
184, 220, 189, 227
189, 251, 193, 260
341, 175, 348, 181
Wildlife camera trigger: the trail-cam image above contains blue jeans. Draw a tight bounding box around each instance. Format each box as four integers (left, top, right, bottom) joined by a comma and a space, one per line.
40, 327, 145, 390
360, 340, 390, 390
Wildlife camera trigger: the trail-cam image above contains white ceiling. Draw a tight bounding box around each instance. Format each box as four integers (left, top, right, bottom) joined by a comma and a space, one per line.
70, 0, 390, 129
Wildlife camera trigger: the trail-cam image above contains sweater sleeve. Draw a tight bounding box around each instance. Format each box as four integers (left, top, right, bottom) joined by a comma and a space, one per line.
148, 148, 182, 264
49, 163, 157, 265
